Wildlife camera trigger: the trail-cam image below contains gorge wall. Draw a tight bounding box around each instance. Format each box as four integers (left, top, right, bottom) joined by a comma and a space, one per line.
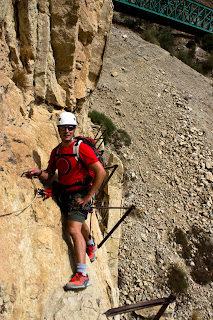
0, 1, 124, 319
0, 0, 113, 107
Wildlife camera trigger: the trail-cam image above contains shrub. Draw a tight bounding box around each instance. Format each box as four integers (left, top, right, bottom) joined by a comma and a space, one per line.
201, 34, 213, 53
174, 227, 191, 260
143, 28, 159, 45
112, 128, 131, 148
190, 225, 213, 285
112, 12, 140, 29
175, 51, 191, 66
173, 225, 213, 285
202, 52, 213, 73
194, 36, 201, 44
191, 255, 213, 285
89, 110, 132, 148
186, 40, 196, 49
167, 265, 189, 294
191, 62, 203, 74
157, 27, 174, 53
88, 110, 116, 143
143, 26, 174, 53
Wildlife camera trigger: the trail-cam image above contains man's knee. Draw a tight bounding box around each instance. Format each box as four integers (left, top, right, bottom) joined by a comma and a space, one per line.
67, 221, 82, 238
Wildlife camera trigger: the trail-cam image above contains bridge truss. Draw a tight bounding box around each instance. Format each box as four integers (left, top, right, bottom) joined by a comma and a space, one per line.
113, 0, 213, 33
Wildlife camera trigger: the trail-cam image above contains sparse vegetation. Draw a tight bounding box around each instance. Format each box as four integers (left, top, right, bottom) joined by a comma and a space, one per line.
201, 34, 213, 53
143, 28, 160, 46
113, 11, 141, 29
175, 51, 191, 66
167, 265, 189, 294
174, 227, 191, 260
113, 11, 213, 77
186, 39, 196, 50
190, 225, 213, 285
88, 110, 131, 148
202, 52, 213, 74
88, 110, 116, 143
111, 128, 131, 148
191, 255, 212, 285
157, 27, 174, 53
172, 225, 213, 285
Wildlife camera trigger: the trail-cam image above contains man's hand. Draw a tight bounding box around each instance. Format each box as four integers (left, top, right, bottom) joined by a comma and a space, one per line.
27, 168, 42, 177
27, 169, 51, 180
75, 194, 92, 209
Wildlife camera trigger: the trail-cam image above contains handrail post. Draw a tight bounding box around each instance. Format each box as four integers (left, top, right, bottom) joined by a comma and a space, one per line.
104, 294, 176, 318
98, 205, 135, 248
153, 294, 176, 320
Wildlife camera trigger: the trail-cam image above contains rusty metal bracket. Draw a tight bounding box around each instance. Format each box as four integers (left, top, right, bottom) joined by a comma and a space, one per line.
101, 164, 118, 191
104, 294, 176, 318
98, 205, 135, 249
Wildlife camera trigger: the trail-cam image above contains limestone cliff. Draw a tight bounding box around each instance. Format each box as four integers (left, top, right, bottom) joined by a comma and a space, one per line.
0, 1, 124, 319
0, 0, 113, 107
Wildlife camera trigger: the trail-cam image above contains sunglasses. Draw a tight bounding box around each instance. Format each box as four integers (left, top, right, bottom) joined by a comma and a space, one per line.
60, 125, 76, 131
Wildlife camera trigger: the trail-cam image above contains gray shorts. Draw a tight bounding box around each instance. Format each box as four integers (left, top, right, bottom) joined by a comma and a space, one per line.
66, 188, 91, 223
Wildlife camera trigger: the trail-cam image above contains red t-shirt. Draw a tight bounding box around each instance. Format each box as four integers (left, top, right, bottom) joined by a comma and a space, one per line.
47, 140, 99, 191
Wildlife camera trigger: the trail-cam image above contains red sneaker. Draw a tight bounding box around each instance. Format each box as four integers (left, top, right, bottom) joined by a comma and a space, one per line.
86, 243, 96, 262
65, 272, 91, 290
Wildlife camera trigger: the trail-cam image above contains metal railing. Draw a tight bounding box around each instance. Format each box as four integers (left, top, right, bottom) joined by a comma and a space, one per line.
113, 0, 213, 33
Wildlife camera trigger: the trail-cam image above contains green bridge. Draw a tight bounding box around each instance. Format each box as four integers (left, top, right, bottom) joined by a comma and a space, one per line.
113, 0, 213, 33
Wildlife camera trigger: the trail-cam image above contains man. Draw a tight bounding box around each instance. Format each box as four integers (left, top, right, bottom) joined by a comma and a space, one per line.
28, 112, 106, 289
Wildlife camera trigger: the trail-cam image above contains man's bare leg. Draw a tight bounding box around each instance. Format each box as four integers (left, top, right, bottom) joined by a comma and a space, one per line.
81, 222, 90, 242
67, 220, 86, 263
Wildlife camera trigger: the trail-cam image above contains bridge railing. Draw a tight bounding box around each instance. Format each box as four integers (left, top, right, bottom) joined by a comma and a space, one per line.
113, 0, 213, 33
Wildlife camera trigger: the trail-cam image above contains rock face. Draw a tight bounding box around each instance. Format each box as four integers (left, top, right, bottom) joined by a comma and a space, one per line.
1, 0, 113, 107
0, 88, 123, 320
0, 1, 123, 320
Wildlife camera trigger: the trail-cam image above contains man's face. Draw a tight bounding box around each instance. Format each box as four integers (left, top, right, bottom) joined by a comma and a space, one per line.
59, 125, 76, 143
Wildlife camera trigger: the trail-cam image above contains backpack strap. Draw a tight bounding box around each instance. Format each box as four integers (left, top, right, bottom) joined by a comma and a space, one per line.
55, 143, 61, 156
73, 138, 82, 162
50, 143, 61, 174
55, 142, 77, 157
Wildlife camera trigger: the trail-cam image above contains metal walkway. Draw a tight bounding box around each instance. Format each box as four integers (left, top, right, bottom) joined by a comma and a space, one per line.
113, 0, 213, 33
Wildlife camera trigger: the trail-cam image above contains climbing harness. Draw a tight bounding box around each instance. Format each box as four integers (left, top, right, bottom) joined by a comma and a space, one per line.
1, 172, 135, 250
0, 165, 120, 217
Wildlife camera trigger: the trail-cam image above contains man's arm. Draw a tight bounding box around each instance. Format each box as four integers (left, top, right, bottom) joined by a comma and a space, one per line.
75, 161, 106, 208
27, 168, 52, 181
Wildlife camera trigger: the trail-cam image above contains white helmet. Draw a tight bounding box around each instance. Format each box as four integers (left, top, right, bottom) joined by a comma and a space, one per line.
57, 112, 77, 126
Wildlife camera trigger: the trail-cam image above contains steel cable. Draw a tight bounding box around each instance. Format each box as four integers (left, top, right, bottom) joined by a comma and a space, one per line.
0, 176, 39, 218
